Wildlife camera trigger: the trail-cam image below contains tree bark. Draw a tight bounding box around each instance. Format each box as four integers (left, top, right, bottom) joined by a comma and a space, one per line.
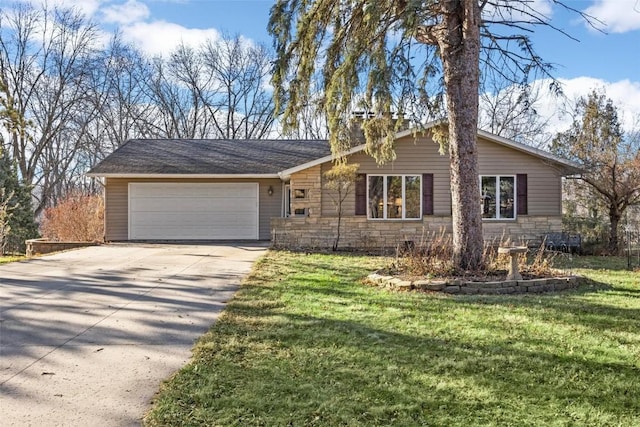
608, 206, 621, 254
438, 0, 484, 269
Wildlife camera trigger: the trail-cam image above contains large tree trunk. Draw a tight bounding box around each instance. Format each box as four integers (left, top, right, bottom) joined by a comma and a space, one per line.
439, 0, 484, 269
608, 206, 621, 254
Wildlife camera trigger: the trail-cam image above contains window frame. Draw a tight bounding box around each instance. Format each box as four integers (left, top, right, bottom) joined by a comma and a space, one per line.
480, 174, 517, 220
283, 184, 291, 217
367, 174, 422, 220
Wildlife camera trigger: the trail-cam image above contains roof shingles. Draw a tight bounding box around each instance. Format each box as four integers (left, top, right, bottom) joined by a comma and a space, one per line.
88, 139, 332, 175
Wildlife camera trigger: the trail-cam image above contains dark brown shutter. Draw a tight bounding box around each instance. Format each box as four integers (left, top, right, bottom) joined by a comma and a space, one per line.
517, 174, 528, 215
355, 173, 367, 216
422, 173, 434, 215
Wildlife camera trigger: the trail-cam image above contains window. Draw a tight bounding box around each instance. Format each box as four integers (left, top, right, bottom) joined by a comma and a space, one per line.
481, 175, 515, 219
368, 175, 421, 219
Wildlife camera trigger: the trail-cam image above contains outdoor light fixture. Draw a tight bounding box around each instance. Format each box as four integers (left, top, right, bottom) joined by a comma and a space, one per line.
268, 185, 274, 196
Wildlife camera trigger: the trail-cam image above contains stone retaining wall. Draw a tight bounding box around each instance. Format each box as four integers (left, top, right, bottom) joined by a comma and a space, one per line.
271, 215, 562, 250
366, 273, 581, 295
26, 239, 100, 257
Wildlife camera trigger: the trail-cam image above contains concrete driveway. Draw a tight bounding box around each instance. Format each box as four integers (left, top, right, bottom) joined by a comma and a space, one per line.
0, 243, 267, 426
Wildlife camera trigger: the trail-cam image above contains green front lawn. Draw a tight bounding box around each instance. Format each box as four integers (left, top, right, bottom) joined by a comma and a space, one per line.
145, 252, 640, 426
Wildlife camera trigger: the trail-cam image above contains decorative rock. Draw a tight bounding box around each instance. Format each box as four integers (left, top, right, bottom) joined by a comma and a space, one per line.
366, 272, 583, 295
414, 280, 448, 291
542, 283, 555, 292
517, 278, 546, 287
396, 280, 413, 290
477, 281, 503, 289
425, 281, 448, 291
367, 274, 382, 284
465, 282, 490, 290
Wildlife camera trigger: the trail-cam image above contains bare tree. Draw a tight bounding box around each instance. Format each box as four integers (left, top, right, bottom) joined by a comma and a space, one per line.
552, 90, 640, 253
323, 163, 360, 251
65, 34, 159, 194
90, 35, 158, 149
201, 34, 276, 139
0, 3, 102, 215
280, 75, 330, 140
143, 34, 276, 140
479, 71, 551, 146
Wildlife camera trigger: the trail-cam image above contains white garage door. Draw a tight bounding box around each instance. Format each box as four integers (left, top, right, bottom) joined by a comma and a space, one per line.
129, 183, 259, 240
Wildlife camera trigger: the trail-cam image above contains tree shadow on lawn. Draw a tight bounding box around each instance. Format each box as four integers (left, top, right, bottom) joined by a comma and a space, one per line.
145, 250, 640, 424
193, 299, 640, 426
604, 288, 640, 298
450, 279, 640, 335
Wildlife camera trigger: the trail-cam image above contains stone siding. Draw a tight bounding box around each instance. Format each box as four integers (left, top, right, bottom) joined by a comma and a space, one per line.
289, 165, 322, 217
271, 216, 562, 249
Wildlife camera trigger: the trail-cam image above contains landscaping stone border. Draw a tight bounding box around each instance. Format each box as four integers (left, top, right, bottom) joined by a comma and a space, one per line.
25, 238, 100, 257
366, 273, 581, 294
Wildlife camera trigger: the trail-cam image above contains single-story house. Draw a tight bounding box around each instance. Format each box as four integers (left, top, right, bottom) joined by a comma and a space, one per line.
87, 123, 578, 248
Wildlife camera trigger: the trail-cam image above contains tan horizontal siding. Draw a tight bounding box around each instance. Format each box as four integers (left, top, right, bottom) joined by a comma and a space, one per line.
322, 135, 452, 216
477, 137, 561, 216
104, 178, 128, 241
104, 177, 282, 241
257, 179, 283, 237
319, 133, 561, 218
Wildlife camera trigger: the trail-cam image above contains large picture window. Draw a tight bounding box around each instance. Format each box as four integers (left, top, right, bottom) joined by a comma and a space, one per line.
481, 175, 515, 219
368, 175, 421, 219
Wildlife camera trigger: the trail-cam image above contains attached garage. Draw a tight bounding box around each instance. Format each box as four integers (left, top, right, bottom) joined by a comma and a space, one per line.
128, 182, 259, 240
87, 138, 333, 241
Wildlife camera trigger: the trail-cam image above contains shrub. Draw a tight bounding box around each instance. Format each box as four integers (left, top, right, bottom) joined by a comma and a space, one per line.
391, 231, 456, 278
40, 192, 104, 242
391, 232, 559, 280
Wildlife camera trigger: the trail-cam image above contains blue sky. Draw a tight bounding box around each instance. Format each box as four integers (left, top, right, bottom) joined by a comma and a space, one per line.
5, 0, 640, 132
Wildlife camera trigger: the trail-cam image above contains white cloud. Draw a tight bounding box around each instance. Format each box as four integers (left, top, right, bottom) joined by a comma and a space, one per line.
16, 0, 105, 18
102, 0, 150, 25
0, 0, 244, 58
583, 0, 640, 33
121, 20, 221, 57
536, 77, 640, 136
480, 77, 640, 148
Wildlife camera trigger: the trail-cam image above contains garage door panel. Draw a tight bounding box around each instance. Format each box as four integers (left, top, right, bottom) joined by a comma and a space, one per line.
130, 212, 257, 227
129, 183, 259, 240
130, 226, 253, 240
130, 197, 256, 212
131, 184, 257, 198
